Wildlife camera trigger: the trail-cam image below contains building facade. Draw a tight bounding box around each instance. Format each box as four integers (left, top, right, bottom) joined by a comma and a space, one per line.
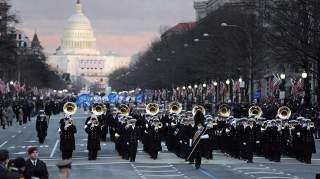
48, 0, 130, 86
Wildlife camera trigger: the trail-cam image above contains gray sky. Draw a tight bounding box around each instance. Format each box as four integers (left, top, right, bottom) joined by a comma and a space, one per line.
10, 0, 195, 56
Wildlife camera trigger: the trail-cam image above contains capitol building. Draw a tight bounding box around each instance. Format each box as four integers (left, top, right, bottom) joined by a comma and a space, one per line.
48, 0, 130, 86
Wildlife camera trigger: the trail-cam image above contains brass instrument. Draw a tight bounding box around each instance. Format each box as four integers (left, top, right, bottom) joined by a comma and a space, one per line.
218, 104, 231, 117
119, 104, 130, 116
248, 106, 263, 118
192, 105, 206, 116
153, 121, 163, 129
169, 102, 182, 114
146, 103, 160, 116
277, 106, 291, 120
65, 119, 73, 126
63, 102, 77, 115
92, 103, 106, 116
90, 119, 99, 130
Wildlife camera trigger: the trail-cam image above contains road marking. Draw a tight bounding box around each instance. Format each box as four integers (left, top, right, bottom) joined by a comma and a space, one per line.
11, 135, 16, 138
46, 161, 130, 167
0, 141, 8, 148
143, 174, 184, 177
245, 171, 285, 175
257, 177, 299, 179
138, 170, 178, 173
50, 139, 59, 158
13, 152, 26, 155
18, 130, 22, 133
24, 140, 37, 143
199, 168, 220, 179
135, 165, 173, 168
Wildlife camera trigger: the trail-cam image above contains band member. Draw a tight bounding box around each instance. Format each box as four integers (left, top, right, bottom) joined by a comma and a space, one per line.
25, 147, 49, 179
126, 119, 140, 162
187, 110, 208, 169
301, 119, 316, 164
98, 113, 108, 142
36, 110, 48, 144
85, 114, 101, 160
59, 115, 77, 159
243, 118, 256, 163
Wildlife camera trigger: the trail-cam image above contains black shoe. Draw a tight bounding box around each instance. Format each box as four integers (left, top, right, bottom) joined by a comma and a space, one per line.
247, 160, 253, 163
195, 164, 200, 169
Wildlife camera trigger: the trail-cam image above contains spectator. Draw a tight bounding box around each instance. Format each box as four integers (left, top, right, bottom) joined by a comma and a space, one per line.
54, 160, 72, 179
24, 147, 48, 179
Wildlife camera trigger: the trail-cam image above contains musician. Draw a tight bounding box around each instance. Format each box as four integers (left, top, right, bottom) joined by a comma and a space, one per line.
98, 112, 108, 142
301, 119, 316, 164
148, 118, 162, 160
126, 119, 140, 162
243, 118, 256, 163
59, 115, 77, 159
188, 110, 208, 169
85, 114, 101, 160
36, 110, 48, 144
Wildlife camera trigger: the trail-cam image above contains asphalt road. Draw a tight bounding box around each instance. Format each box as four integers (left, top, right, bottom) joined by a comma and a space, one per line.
0, 111, 319, 179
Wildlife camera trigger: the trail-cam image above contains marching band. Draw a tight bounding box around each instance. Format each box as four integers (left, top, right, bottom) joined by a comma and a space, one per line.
53, 99, 316, 169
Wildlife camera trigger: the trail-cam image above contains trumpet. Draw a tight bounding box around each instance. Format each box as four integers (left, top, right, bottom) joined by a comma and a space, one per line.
192, 105, 206, 116
169, 102, 182, 114
218, 104, 231, 118
146, 103, 160, 116
65, 119, 73, 126
63, 102, 77, 115
90, 119, 99, 130
248, 105, 263, 118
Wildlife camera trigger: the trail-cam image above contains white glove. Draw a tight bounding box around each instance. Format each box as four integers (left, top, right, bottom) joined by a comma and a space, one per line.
189, 139, 192, 147
200, 134, 209, 139
87, 120, 92, 124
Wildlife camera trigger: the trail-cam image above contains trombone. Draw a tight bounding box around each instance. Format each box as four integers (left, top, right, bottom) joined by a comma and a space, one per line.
63, 102, 77, 115
169, 102, 182, 114
192, 105, 206, 116
218, 104, 231, 118
146, 103, 160, 116
248, 105, 263, 118
277, 106, 291, 120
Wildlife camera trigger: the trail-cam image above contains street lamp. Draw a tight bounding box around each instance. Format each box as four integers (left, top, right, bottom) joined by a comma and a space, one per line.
221, 22, 228, 27
188, 85, 192, 89
156, 58, 161, 62
213, 81, 218, 86
280, 73, 286, 80
194, 38, 200, 42
302, 72, 307, 79
194, 84, 198, 89
239, 77, 242, 83
203, 33, 209, 37
182, 86, 186, 90
226, 79, 230, 85
184, 43, 189, 47
176, 87, 180, 91
202, 83, 207, 88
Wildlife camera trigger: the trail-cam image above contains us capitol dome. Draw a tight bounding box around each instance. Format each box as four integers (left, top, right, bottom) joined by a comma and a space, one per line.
48, 0, 130, 87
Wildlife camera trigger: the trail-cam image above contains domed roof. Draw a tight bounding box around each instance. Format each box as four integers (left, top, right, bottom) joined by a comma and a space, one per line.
59, 0, 100, 55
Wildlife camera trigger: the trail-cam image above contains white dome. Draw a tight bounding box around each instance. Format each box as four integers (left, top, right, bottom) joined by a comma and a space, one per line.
59, 1, 100, 55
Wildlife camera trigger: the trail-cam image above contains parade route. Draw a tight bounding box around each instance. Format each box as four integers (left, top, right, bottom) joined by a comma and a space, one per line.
0, 111, 319, 179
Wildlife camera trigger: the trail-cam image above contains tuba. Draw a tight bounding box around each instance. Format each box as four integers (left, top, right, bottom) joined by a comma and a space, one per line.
169, 102, 182, 114
277, 106, 291, 120
92, 103, 105, 116
63, 102, 77, 115
248, 105, 263, 118
119, 104, 130, 116
192, 105, 206, 116
146, 103, 160, 116
218, 104, 231, 118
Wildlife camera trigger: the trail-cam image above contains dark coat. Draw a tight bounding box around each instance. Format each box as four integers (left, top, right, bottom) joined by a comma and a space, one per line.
36, 116, 48, 138
59, 118, 77, 151
24, 159, 48, 179
85, 118, 101, 150
244, 126, 256, 153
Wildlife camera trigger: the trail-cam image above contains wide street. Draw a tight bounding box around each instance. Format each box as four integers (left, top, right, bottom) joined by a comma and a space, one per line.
0, 111, 319, 179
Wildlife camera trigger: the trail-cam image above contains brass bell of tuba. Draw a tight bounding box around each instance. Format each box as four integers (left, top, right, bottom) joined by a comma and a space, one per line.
63, 102, 77, 115
119, 104, 130, 116
146, 103, 160, 116
192, 105, 206, 116
169, 102, 182, 114
218, 104, 231, 118
92, 103, 105, 116
248, 105, 263, 118
277, 106, 291, 120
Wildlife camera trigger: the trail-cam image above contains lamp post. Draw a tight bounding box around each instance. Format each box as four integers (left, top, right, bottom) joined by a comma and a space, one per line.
301, 72, 310, 107
213, 81, 218, 104
221, 22, 254, 103
280, 73, 286, 104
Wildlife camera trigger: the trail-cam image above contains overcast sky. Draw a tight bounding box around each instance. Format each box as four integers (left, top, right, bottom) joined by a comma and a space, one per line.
10, 0, 195, 57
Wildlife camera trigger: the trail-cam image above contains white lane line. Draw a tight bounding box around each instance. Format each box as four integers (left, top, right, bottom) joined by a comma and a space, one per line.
50, 139, 60, 158
143, 174, 184, 177
0, 141, 8, 148
245, 171, 285, 175
135, 165, 173, 168
11, 135, 16, 138
18, 130, 22, 133
138, 170, 178, 173
257, 177, 299, 179
46, 162, 130, 167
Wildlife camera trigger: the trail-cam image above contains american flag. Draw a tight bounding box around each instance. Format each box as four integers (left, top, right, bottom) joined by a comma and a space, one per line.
233, 80, 240, 93
220, 82, 226, 95
291, 78, 303, 95
271, 74, 281, 92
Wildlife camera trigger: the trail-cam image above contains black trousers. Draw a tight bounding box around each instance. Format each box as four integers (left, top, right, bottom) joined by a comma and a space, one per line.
62, 150, 73, 159
194, 149, 202, 169
88, 150, 98, 160
129, 143, 138, 162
